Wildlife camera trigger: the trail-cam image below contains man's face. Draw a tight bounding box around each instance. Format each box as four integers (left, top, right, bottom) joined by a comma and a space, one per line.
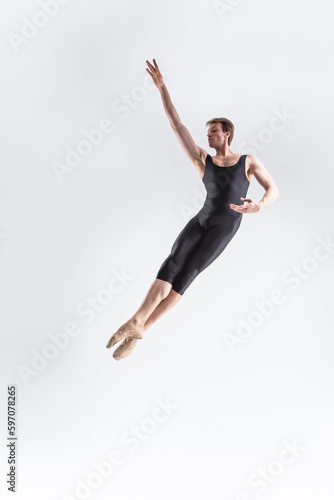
207, 123, 229, 147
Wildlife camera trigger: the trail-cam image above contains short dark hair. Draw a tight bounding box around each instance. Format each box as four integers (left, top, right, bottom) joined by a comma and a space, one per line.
206, 118, 235, 145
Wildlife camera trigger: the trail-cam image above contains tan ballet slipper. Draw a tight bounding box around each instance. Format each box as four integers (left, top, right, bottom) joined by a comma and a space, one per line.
113, 338, 138, 360
106, 320, 144, 349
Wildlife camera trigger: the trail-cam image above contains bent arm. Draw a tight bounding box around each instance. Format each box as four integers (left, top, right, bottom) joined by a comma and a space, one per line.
158, 83, 205, 166
249, 155, 279, 210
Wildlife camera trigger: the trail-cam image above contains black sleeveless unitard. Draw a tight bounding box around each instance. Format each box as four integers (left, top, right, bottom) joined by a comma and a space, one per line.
156, 153, 250, 295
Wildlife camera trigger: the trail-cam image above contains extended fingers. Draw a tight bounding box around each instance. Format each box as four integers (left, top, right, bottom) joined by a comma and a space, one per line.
146, 59, 156, 71
146, 59, 160, 74
230, 204, 250, 212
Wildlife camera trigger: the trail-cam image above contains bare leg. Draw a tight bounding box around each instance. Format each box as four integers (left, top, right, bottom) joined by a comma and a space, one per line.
142, 289, 182, 332
109, 282, 183, 360
129, 279, 174, 326
106, 279, 174, 356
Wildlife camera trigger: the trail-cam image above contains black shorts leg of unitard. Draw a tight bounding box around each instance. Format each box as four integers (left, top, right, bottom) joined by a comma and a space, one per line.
155, 213, 241, 295
156, 153, 250, 295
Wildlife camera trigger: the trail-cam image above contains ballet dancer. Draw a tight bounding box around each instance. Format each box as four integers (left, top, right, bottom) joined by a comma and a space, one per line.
106, 58, 279, 360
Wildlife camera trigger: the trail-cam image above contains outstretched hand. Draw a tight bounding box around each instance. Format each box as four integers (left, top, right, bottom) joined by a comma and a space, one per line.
146, 59, 164, 89
230, 197, 262, 214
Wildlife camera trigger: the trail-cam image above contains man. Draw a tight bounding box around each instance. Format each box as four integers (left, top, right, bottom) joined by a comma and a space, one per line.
106, 58, 279, 360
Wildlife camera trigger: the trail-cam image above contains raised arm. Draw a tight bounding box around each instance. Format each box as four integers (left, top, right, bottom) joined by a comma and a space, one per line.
146, 59, 206, 172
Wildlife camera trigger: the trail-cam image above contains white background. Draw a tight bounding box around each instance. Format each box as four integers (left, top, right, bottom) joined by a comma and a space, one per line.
1, 0, 334, 499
